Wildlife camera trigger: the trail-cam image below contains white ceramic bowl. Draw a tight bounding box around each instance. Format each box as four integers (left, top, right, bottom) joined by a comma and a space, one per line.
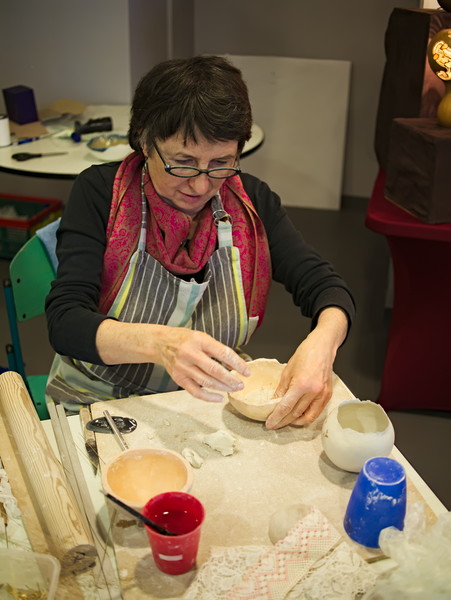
321, 400, 395, 472
102, 447, 193, 510
88, 134, 132, 162
228, 358, 285, 421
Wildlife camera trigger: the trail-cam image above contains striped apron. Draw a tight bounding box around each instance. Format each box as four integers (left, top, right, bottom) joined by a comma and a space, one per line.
46, 191, 257, 410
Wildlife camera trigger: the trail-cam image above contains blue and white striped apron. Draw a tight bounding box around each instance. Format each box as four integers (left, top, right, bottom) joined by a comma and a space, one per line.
46, 187, 258, 410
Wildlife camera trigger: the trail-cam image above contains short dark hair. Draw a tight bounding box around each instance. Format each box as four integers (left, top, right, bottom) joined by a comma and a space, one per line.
128, 55, 252, 156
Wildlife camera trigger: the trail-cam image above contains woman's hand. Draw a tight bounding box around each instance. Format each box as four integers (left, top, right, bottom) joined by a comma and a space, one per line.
154, 327, 250, 402
265, 307, 348, 429
96, 319, 250, 402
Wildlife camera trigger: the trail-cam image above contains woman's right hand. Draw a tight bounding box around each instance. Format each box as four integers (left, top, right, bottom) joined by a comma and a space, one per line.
154, 327, 250, 402
96, 319, 250, 402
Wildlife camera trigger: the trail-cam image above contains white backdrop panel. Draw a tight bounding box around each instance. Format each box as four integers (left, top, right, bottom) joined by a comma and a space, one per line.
228, 55, 351, 209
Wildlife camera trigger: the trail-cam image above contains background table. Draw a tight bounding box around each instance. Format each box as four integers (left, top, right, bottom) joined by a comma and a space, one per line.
365, 170, 451, 411
0, 105, 264, 180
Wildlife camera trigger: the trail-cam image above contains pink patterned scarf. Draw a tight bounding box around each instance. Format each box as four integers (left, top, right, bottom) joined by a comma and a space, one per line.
99, 152, 271, 325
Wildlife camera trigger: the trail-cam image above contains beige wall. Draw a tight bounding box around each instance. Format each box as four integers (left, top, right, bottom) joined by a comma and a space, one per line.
0, 0, 193, 201
193, 0, 420, 199
0, 1, 131, 109
0, 0, 421, 201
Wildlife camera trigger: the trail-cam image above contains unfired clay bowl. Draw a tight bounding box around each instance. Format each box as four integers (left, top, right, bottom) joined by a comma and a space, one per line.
321, 400, 395, 473
228, 358, 286, 421
102, 447, 193, 511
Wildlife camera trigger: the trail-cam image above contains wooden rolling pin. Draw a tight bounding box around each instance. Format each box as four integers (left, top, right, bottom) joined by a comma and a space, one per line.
0, 371, 96, 572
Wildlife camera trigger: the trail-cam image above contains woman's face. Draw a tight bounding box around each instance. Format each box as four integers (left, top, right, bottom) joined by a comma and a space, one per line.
146, 133, 238, 216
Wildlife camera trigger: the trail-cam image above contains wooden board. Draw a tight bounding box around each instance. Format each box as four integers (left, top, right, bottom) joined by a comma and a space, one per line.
0, 373, 92, 559
91, 374, 440, 599
0, 372, 96, 599
232, 55, 351, 210
0, 409, 51, 555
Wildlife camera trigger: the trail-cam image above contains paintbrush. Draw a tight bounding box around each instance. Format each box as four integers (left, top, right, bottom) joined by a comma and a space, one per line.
102, 491, 179, 536
103, 409, 129, 451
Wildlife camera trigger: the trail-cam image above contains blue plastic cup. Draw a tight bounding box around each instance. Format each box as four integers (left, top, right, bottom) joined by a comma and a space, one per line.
343, 456, 406, 548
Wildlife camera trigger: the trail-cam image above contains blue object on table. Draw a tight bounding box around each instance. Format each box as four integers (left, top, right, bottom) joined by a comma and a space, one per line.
343, 456, 407, 548
2, 85, 38, 125
36, 218, 60, 272
16, 137, 41, 145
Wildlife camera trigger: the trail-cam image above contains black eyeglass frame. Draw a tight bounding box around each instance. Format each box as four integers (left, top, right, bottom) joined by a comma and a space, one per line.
152, 141, 241, 179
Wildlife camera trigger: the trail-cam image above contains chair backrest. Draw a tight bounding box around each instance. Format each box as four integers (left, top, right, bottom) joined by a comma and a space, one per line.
3, 233, 57, 419
9, 234, 55, 321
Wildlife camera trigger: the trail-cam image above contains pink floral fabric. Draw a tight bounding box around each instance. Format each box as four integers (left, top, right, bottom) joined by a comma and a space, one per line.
99, 152, 271, 325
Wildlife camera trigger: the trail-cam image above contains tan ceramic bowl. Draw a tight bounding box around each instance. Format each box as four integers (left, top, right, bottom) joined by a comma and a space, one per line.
228, 358, 286, 421
102, 447, 193, 511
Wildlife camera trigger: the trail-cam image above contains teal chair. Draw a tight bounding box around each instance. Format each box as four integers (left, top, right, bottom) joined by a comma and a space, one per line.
3, 233, 56, 419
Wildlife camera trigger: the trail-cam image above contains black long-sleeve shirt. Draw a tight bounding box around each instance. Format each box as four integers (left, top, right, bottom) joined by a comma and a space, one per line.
46, 163, 355, 365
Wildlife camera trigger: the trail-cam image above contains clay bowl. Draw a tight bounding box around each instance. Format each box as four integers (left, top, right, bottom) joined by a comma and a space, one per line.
228, 358, 286, 421
102, 447, 193, 511
321, 400, 395, 473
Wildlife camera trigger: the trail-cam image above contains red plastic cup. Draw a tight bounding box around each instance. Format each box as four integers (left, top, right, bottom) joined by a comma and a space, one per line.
142, 491, 205, 575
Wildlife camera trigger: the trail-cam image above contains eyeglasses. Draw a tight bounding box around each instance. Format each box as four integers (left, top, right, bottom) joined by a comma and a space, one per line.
153, 142, 241, 179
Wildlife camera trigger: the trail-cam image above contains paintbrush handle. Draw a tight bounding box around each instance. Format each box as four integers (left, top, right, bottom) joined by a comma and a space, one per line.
102, 491, 177, 536
103, 409, 129, 451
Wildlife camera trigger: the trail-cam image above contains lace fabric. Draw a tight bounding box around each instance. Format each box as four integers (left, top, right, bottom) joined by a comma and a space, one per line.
186, 507, 377, 600
185, 546, 265, 600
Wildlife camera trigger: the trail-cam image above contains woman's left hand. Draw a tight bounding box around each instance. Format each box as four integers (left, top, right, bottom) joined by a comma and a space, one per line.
265, 307, 348, 429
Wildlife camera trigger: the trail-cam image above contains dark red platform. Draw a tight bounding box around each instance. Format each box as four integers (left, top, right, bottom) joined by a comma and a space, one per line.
365, 170, 451, 411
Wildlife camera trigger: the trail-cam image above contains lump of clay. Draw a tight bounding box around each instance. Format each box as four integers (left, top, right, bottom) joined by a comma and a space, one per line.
228, 358, 286, 421
268, 503, 312, 544
202, 430, 236, 456
182, 447, 204, 469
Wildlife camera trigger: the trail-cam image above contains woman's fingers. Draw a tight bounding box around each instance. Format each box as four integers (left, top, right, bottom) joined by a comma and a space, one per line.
176, 375, 225, 403
266, 373, 332, 429
177, 362, 243, 395
216, 345, 251, 377
158, 328, 250, 399
265, 333, 335, 429
291, 396, 326, 425
266, 389, 313, 429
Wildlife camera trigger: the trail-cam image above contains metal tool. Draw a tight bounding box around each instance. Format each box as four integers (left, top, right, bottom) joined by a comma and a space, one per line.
86, 415, 137, 434
103, 410, 129, 451
12, 151, 68, 161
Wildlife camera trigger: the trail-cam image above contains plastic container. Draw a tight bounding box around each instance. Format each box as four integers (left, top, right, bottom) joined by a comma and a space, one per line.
142, 491, 205, 575
343, 456, 407, 548
0, 548, 61, 599
0, 193, 62, 259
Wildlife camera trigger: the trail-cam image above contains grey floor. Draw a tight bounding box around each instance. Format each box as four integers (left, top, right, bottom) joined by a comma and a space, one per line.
1, 197, 450, 510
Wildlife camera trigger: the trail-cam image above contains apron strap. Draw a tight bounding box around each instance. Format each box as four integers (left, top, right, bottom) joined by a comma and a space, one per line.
212, 193, 233, 248
139, 166, 148, 251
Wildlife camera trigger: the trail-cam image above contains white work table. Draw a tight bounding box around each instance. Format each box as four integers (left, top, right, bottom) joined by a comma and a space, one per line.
39, 374, 449, 599
0, 105, 264, 180
0, 371, 446, 599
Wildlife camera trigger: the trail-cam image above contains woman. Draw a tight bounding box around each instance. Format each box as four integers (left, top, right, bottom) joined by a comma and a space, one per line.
45, 55, 355, 429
